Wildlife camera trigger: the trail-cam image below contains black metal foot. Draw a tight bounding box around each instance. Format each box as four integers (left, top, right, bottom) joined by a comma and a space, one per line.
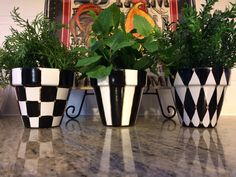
65, 90, 88, 120
155, 89, 176, 119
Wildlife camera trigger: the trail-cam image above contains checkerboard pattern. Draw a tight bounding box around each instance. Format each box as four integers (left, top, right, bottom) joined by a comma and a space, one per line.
169, 68, 231, 128
11, 68, 74, 128
91, 69, 147, 127
15, 129, 65, 176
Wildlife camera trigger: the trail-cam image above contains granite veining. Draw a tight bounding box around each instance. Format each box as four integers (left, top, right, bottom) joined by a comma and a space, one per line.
0, 115, 236, 176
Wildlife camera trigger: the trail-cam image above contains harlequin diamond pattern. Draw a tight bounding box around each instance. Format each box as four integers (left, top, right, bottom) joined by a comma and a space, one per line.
197, 88, 207, 121
177, 129, 225, 175
171, 68, 230, 128
217, 87, 225, 118
184, 88, 195, 119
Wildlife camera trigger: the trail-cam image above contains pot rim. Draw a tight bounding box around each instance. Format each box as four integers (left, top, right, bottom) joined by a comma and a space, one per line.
170, 67, 231, 72
170, 67, 231, 86
11, 67, 73, 72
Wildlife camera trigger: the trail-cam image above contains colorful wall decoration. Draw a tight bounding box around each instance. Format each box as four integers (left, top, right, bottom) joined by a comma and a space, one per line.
44, 0, 195, 47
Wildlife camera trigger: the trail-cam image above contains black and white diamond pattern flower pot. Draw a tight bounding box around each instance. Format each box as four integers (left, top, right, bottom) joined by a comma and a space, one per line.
169, 68, 231, 128
11, 68, 74, 128
177, 128, 225, 172
91, 69, 147, 127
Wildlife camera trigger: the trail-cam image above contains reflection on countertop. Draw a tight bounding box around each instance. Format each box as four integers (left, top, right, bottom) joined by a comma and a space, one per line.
0, 115, 236, 176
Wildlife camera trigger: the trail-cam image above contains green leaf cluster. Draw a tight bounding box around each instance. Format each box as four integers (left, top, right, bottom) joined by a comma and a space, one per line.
0, 48, 10, 87
76, 3, 157, 79
154, 0, 236, 74
0, 7, 79, 71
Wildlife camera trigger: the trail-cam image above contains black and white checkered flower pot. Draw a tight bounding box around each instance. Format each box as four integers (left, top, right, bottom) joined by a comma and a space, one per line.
11, 68, 74, 128
169, 68, 231, 128
91, 69, 147, 127
16, 128, 64, 175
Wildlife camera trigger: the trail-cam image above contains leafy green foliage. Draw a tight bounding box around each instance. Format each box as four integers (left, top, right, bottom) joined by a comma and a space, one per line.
0, 7, 79, 71
0, 49, 10, 87
154, 0, 236, 73
76, 3, 157, 79
133, 15, 154, 37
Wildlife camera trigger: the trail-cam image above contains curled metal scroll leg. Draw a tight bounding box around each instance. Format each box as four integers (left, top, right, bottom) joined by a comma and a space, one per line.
65, 90, 87, 120
155, 89, 176, 119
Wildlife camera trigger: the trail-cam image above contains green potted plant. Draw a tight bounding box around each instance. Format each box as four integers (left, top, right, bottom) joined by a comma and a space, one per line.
76, 3, 158, 127
155, 0, 236, 128
0, 8, 78, 128
0, 48, 11, 114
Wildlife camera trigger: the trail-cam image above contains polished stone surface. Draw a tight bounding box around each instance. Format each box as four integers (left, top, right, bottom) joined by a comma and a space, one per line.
0, 115, 236, 177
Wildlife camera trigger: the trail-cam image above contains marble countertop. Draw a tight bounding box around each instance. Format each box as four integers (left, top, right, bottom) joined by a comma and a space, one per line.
0, 115, 236, 177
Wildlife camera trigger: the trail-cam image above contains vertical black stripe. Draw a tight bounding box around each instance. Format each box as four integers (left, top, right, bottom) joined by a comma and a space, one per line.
109, 86, 123, 126
129, 71, 146, 126
129, 87, 144, 126
93, 86, 107, 126
109, 72, 125, 126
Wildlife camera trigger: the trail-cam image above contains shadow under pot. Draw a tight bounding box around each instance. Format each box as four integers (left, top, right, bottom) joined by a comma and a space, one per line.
90, 69, 147, 127
169, 67, 231, 128
11, 68, 74, 128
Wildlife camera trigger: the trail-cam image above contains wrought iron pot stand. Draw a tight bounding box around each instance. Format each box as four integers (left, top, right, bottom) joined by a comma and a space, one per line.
66, 83, 176, 122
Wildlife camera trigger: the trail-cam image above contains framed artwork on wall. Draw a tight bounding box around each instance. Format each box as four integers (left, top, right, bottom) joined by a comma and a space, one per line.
44, 0, 195, 47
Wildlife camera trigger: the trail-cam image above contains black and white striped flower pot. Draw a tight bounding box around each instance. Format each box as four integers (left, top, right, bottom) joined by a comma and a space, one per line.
169, 68, 231, 128
11, 68, 74, 128
91, 69, 147, 127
